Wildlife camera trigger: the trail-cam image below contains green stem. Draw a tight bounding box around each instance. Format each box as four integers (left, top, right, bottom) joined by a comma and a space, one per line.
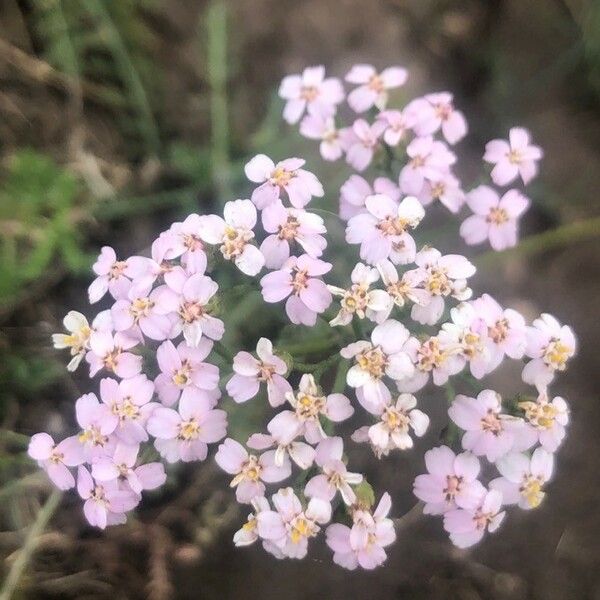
333, 359, 349, 393
81, 0, 160, 155
206, 0, 232, 201
476, 217, 600, 266
213, 340, 234, 363
0, 489, 61, 600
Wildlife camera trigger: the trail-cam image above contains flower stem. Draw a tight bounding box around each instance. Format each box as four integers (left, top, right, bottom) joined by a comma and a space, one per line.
476, 217, 600, 266
0, 489, 61, 600
213, 340, 234, 363
205, 0, 232, 202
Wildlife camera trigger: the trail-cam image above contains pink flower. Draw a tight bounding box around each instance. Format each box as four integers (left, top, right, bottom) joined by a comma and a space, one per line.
341, 119, 386, 172
215, 438, 290, 503
441, 302, 495, 379
75, 392, 118, 462
399, 136, 456, 196
146, 387, 227, 463
443, 489, 505, 548
368, 393, 429, 453
98, 375, 157, 444
413, 92, 468, 145
345, 64, 408, 112
448, 390, 524, 462
77, 466, 138, 529
269, 374, 353, 444
341, 320, 415, 413
326, 492, 396, 570
28, 433, 82, 490
91, 443, 166, 494
304, 437, 362, 505
375, 260, 429, 321
299, 114, 344, 161
260, 200, 327, 269
399, 334, 464, 392
460, 186, 530, 251
346, 195, 425, 265
328, 262, 392, 326
88, 246, 132, 304
125, 233, 177, 287
471, 294, 527, 366
197, 200, 265, 276
244, 155, 323, 209
408, 247, 475, 325
278, 65, 344, 124
233, 497, 270, 547
514, 392, 569, 453
417, 172, 464, 214
153, 269, 224, 346
522, 313, 576, 389
111, 280, 175, 341
154, 339, 219, 406
86, 330, 142, 378
484, 127, 543, 186
339, 175, 400, 221
52, 311, 92, 371
247, 432, 316, 471
413, 446, 485, 515
260, 254, 332, 326
490, 448, 553, 509
164, 215, 208, 274
257, 487, 331, 559
226, 337, 291, 407
376, 109, 416, 146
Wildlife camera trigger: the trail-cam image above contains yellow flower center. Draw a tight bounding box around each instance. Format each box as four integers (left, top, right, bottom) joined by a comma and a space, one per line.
487, 207, 509, 225
300, 85, 319, 102
425, 268, 452, 296
377, 216, 411, 237
520, 476, 544, 508
367, 74, 385, 93
289, 516, 315, 544
179, 300, 204, 324
78, 426, 107, 447
382, 407, 409, 432
270, 167, 294, 188
519, 400, 559, 430
296, 393, 326, 420
221, 226, 252, 259
417, 338, 447, 372
113, 397, 140, 421
489, 318, 509, 343
444, 475, 463, 501
291, 268, 309, 294
183, 234, 203, 252
341, 284, 370, 315
109, 261, 127, 280
543, 339, 571, 370
130, 297, 154, 321
357, 346, 388, 379
480, 410, 502, 434
507, 149, 522, 165
278, 216, 301, 241
178, 419, 200, 441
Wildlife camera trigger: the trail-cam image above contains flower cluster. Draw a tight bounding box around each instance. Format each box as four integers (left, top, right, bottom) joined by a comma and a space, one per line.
31, 62, 573, 570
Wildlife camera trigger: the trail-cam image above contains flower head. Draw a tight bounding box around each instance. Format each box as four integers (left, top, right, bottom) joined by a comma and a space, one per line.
226, 338, 291, 407
345, 64, 407, 112
461, 186, 530, 251
244, 155, 323, 209
484, 127, 543, 186
279, 66, 344, 124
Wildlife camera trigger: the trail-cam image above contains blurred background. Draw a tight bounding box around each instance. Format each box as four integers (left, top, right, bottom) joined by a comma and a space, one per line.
0, 0, 599, 598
